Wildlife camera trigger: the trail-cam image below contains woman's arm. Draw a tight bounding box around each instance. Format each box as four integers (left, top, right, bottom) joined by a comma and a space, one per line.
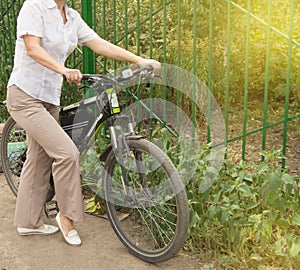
84, 37, 161, 71
23, 35, 82, 85
23, 34, 161, 85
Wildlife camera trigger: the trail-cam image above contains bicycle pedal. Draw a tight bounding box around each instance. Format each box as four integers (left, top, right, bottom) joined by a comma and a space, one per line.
44, 200, 59, 219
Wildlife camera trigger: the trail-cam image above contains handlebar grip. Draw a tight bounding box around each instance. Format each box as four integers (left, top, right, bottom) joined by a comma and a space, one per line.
143, 65, 154, 72
82, 74, 92, 81
63, 74, 92, 81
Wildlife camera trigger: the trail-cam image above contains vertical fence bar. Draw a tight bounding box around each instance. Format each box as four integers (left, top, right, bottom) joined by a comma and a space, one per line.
177, 0, 181, 133
192, 0, 197, 139
113, 0, 117, 71
124, 0, 130, 111
261, 0, 272, 160
81, 0, 95, 99
149, 1, 153, 59
225, 0, 231, 148
163, 0, 167, 124
149, 0, 154, 138
282, 0, 295, 168
81, 0, 95, 76
93, 0, 97, 32
1, 1, 8, 71
0, 1, 4, 69
136, 0, 141, 131
5, 1, 14, 64
242, 0, 251, 160
124, 0, 128, 51
102, 0, 107, 71
207, 0, 214, 143
12, 1, 18, 37
136, 0, 141, 56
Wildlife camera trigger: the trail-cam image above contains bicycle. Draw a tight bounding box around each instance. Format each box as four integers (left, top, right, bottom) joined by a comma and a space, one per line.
0, 66, 189, 263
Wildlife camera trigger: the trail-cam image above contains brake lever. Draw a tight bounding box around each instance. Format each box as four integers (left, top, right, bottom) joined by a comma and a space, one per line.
78, 85, 92, 91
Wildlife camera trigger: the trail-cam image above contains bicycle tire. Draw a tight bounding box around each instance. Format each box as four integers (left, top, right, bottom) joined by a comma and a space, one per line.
102, 138, 189, 263
0, 116, 55, 201
1, 116, 26, 196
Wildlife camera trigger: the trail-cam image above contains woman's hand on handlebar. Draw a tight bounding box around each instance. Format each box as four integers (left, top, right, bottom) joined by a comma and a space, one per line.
61, 67, 83, 86
136, 58, 161, 72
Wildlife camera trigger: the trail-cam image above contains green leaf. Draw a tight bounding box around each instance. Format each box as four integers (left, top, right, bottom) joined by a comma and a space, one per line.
260, 172, 281, 204
190, 212, 201, 228
85, 196, 97, 213
246, 202, 260, 210
199, 177, 215, 193
292, 214, 300, 226
85, 201, 96, 213
276, 218, 290, 227
262, 220, 273, 237
208, 205, 216, 219
290, 238, 300, 257
220, 211, 229, 225
274, 238, 287, 256
282, 173, 295, 185
229, 226, 238, 243
273, 196, 286, 213
237, 183, 253, 197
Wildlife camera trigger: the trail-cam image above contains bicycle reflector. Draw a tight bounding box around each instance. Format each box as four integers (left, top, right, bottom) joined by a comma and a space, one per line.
106, 88, 120, 114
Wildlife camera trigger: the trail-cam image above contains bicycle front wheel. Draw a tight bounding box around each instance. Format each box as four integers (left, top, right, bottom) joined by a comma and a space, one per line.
102, 138, 189, 263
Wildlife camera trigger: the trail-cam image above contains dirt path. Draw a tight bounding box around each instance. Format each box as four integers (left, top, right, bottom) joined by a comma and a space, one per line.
0, 173, 200, 270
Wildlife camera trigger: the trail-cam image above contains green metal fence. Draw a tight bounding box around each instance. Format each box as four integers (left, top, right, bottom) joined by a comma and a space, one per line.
1, 0, 299, 171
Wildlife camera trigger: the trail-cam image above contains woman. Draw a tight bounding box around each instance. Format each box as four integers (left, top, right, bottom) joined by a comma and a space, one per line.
7, 0, 161, 246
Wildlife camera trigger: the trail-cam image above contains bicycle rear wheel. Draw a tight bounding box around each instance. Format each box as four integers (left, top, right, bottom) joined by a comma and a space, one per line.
1, 116, 27, 196
0, 116, 55, 201
102, 138, 189, 263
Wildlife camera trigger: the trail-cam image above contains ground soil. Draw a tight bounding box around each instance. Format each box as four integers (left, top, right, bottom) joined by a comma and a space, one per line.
0, 173, 202, 270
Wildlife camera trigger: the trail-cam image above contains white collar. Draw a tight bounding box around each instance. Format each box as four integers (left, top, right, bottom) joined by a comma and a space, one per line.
45, 0, 75, 19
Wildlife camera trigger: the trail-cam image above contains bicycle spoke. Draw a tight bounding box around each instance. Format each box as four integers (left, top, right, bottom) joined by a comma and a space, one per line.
108, 144, 179, 249
136, 205, 175, 245
104, 139, 188, 263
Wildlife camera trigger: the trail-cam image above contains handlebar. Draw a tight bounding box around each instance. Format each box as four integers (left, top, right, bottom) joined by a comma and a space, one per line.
63, 65, 155, 97
63, 65, 154, 84
82, 65, 154, 83
78, 65, 155, 95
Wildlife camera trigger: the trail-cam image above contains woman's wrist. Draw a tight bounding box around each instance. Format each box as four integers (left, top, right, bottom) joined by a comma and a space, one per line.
134, 56, 145, 65
135, 58, 162, 71
58, 66, 67, 76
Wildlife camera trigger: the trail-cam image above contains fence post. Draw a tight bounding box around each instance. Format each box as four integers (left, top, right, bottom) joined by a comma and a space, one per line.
81, 0, 96, 97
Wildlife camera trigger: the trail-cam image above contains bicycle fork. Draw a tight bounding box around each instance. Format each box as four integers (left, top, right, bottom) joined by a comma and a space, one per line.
107, 115, 150, 206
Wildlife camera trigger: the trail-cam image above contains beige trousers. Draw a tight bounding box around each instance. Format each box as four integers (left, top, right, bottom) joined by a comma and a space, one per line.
7, 85, 85, 228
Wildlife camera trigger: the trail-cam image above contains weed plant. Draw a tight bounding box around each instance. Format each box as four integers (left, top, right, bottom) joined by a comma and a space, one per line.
170, 136, 300, 269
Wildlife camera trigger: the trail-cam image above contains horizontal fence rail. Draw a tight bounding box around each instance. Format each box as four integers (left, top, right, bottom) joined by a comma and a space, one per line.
0, 0, 299, 172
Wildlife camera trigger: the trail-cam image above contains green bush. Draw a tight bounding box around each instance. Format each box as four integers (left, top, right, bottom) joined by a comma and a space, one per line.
183, 145, 300, 269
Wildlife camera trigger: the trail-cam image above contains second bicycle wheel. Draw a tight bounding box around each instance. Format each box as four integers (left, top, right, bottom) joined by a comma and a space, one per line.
0, 116, 27, 196
102, 138, 189, 263
0, 116, 55, 202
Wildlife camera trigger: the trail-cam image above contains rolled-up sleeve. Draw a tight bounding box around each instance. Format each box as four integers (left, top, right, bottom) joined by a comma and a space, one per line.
77, 16, 98, 46
17, 2, 44, 38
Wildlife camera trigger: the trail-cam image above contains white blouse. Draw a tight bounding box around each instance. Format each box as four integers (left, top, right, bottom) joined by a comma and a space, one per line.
8, 0, 98, 106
